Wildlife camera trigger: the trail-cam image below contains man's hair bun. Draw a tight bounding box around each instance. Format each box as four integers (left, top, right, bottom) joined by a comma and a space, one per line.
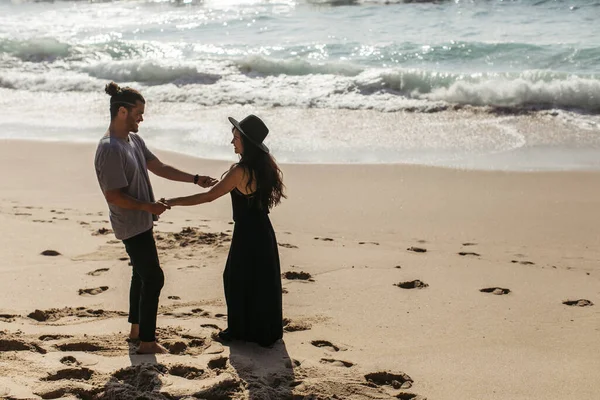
105, 81, 121, 97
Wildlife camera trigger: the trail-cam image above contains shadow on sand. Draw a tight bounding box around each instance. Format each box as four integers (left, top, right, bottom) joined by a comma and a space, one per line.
227, 339, 298, 400
94, 344, 166, 399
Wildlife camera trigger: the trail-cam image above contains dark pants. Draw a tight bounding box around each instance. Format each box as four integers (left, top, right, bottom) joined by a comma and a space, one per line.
122, 229, 164, 342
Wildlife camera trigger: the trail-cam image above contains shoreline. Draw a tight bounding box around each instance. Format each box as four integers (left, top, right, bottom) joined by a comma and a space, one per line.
4, 137, 600, 173
2, 99, 600, 170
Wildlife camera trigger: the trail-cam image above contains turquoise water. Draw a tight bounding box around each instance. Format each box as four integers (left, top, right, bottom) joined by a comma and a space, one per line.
1, 0, 599, 167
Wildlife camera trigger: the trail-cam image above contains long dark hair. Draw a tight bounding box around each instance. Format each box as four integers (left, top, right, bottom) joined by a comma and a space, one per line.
236, 133, 286, 210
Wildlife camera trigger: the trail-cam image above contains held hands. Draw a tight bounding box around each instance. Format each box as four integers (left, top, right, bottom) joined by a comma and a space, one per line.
195, 175, 218, 188
146, 200, 170, 216
159, 197, 173, 208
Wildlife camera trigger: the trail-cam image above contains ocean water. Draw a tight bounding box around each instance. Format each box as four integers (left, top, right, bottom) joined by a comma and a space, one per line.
1, 0, 599, 169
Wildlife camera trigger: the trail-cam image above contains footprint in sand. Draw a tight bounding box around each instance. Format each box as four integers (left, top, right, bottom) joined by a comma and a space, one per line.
364, 371, 414, 390
201, 324, 220, 330
41, 367, 94, 382
462, 242, 477, 246
407, 246, 427, 253
60, 356, 81, 366
110, 364, 168, 395
161, 336, 206, 355
168, 364, 206, 380
511, 260, 535, 265
36, 387, 96, 400
0, 314, 19, 322
480, 287, 511, 295
0, 337, 47, 354
194, 378, 243, 399
282, 271, 314, 281
311, 340, 340, 352
78, 286, 109, 296
314, 237, 334, 241
87, 268, 109, 276
359, 241, 380, 245
178, 265, 204, 271
163, 311, 194, 319
55, 342, 106, 352
395, 280, 428, 289
208, 356, 228, 370
41, 250, 61, 256
278, 242, 299, 249
192, 308, 211, 317
396, 393, 427, 400
28, 307, 126, 322
459, 251, 481, 257
39, 334, 73, 341
168, 296, 181, 300
283, 318, 311, 332
320, 358, 354, 368
563, 299, 594, 307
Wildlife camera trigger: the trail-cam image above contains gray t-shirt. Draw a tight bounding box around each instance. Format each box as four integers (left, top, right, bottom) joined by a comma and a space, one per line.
94, 133, 157, 240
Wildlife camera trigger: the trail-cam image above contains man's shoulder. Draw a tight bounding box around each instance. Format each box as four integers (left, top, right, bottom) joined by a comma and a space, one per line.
97, 136, 123, 151
128, 133, 146, 145
95, 136, 126, 164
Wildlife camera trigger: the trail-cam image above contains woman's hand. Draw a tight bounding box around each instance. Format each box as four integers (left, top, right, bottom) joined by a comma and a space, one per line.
196, 175, 219, 188
159, 197, 174, 208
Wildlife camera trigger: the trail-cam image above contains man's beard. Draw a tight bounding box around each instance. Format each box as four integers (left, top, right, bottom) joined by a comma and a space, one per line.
128, 118, 139, 133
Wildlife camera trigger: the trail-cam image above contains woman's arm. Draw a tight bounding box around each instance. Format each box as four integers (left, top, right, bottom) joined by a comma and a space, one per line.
165, 166, 243, 206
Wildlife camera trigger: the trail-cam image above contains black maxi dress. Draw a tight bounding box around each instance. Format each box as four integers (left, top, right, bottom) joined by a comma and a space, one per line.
223, 188, 283, 347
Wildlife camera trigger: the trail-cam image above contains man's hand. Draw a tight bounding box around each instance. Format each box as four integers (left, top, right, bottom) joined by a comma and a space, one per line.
196, 175, 218, 188
145, 201, 170, 216
159, 197, 173, 208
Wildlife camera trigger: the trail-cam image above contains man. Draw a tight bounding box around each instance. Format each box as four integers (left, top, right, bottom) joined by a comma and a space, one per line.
94, 82, 216, 354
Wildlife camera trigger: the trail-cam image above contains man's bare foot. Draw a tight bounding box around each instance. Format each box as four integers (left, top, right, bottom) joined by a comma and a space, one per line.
137, 341, 168, 354
129, 324, 140, 340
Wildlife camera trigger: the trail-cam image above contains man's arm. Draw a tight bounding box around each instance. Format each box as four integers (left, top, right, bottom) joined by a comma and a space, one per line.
104, 189, 168, 215
164, 165, 243, 207
147, 158, 217, 188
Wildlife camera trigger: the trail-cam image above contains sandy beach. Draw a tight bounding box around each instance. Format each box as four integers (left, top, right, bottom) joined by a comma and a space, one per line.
0, 139, 599, 400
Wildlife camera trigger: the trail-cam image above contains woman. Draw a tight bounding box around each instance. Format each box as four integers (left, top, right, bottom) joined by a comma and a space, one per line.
165, 114, 286, 347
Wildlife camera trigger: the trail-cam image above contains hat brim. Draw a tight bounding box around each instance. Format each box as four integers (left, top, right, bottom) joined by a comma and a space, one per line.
228, 117, 270, 154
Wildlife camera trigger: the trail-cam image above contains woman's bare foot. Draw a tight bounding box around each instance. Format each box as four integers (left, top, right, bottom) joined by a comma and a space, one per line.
129, 324, 140, 340
137, 341, 168, 354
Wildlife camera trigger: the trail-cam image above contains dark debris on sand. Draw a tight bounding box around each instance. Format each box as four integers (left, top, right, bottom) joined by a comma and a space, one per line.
407, 247, 427, 253
156, 227, 231, 249
93, 227, 112, 236
480, 287, 511, 295
282, 271, 314, 281
563, 299, 594, 307
394, 280, 429, 289
40, 250, 61, 256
